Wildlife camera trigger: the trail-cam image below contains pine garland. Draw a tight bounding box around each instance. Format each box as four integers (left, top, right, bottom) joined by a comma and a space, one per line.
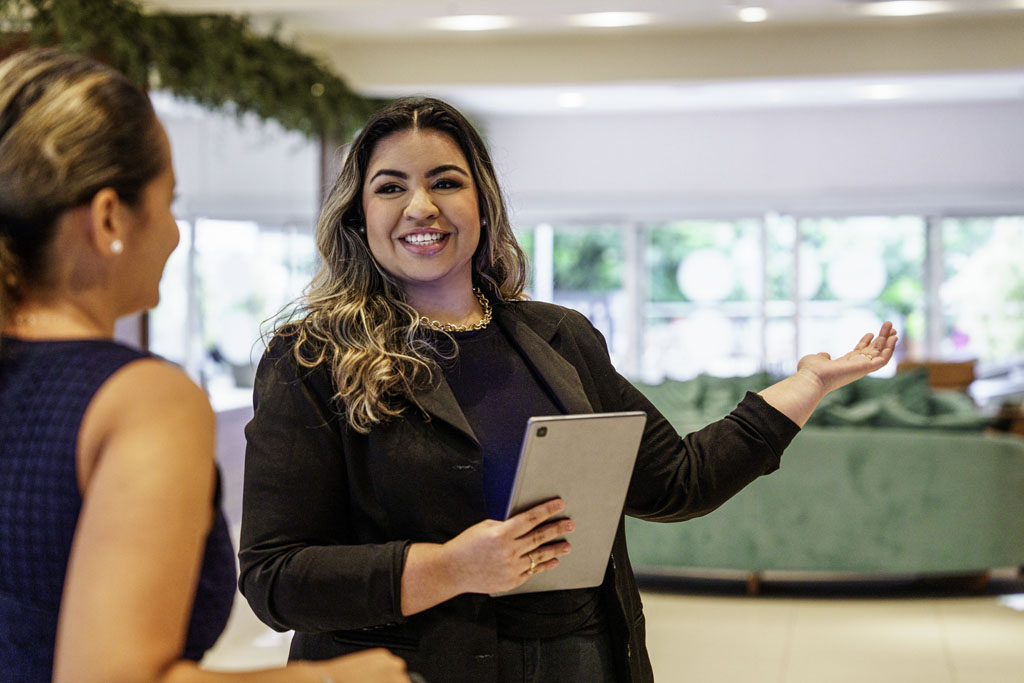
1, 0, 385, 140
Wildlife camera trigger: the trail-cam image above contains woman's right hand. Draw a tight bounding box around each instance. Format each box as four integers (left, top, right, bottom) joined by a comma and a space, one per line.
316, 648, 413, 682
442, 498, 575, 595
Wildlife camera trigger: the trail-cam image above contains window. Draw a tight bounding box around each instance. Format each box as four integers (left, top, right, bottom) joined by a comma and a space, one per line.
795, 216, 925, 371
518, 212, 1023, 386
644, 219, 764, 380
942, 217, 1024, 363
149, 219, 317, 410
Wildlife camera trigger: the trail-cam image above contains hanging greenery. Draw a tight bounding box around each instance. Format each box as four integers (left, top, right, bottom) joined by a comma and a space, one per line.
0, 0, 385, 141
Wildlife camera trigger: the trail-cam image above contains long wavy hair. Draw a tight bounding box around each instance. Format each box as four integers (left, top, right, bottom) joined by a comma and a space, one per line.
279, 97, 529, 432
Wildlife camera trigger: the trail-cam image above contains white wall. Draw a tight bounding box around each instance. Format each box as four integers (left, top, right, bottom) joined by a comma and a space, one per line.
484, 100, 1024, 222
158, 100, 321, 226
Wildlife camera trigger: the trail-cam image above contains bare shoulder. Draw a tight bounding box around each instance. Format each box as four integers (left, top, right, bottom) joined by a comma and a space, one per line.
95, 358, 212, 428
78, 358, 214, 486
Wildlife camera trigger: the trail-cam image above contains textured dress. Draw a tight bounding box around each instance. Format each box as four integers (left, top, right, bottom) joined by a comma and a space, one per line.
0, 337, 236, 682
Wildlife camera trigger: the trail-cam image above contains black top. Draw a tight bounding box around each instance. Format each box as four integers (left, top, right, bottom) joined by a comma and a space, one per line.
0, 337, 236, 682
441, 325, 604, 639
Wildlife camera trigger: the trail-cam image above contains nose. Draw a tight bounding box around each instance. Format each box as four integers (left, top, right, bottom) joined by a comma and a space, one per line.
404, 186, 438, 223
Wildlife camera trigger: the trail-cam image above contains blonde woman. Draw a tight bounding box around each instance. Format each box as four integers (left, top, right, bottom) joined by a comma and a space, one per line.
0, 48, 410, 683
239, 97, 897, 683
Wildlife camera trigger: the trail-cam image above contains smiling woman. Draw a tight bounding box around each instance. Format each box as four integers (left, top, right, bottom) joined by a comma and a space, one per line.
361, 129, 483, 318
238, 96, 899, 683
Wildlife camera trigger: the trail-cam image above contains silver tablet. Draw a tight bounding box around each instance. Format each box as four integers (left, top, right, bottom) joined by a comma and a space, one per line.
493, 411, 647, 596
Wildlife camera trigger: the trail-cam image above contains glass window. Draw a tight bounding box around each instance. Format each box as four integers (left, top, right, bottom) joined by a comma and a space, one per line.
150, 220, 193, 367
643, 219, 763, 381
149, 219, 317, 411
796, 216, 925, 374
942, 217, 1024, 364
536, 224, 626, 367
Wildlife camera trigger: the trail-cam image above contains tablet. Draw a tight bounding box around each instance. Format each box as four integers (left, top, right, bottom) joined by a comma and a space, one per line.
492, 411, 647, 596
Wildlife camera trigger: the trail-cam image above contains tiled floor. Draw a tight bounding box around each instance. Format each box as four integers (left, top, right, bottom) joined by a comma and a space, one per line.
202, 565, 1024, 682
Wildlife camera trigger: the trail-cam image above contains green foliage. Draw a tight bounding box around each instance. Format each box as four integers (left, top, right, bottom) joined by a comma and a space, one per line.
1, 0, 385, 140
552, 227, 622, 292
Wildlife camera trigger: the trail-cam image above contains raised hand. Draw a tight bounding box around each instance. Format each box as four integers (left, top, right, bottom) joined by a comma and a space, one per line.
758, 322, 899, 427
796, 321, 899, 395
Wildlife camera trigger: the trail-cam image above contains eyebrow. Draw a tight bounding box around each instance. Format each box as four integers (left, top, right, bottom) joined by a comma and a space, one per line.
369, 164, 470, 183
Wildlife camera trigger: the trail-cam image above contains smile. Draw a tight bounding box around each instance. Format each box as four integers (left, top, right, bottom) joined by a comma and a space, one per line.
401, 232, 449, 246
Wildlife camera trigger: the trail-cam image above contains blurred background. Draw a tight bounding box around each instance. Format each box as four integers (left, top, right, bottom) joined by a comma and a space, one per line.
130, 0, 1024, 414
5, 1, 1024, 681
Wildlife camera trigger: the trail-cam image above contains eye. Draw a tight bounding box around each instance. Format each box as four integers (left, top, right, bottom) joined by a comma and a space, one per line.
432, 177, 463, 190
375, 183, 404, 195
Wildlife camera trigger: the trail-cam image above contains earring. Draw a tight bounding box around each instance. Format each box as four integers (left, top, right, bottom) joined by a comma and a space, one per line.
110, 239, 124, 254
357, 225, 366, 236
480, 218, 488, 227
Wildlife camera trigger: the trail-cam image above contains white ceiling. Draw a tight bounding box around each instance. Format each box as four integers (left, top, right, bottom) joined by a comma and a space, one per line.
139, 1, 1024, 114
142, 0, 1024, 37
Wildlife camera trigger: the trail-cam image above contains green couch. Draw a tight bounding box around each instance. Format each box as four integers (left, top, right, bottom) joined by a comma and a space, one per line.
625, 372, 1024, 576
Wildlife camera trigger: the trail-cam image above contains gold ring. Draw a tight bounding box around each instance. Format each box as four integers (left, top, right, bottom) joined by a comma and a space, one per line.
527, 553, 537, 575
861, 353, 874, 360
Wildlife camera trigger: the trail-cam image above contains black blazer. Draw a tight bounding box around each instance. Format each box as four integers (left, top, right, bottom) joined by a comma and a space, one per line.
238, 300, 799, 683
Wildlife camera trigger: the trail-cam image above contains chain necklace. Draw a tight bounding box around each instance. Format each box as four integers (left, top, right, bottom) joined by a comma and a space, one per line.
421, 288, 492, 333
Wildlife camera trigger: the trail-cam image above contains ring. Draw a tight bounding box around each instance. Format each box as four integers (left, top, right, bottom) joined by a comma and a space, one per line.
527, 552, 537, 575
860, 353, 874, 360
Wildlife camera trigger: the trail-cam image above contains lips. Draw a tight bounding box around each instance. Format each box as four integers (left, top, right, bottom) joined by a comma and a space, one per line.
401, 231, 448, 245
399, 230, 450, 254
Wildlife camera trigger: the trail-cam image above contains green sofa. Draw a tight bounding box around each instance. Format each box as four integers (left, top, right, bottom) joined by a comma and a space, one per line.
625, 372, 1024, 576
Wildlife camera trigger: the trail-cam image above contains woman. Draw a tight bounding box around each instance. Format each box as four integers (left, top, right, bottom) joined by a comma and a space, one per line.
239, 97, 897, 683
0, 48, 410, 683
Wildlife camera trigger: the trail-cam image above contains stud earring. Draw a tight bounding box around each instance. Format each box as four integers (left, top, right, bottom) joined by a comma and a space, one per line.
480, 218, 488, 228
110, 239, 124, 255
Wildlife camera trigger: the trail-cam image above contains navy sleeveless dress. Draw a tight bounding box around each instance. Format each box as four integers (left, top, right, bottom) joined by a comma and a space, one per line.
0, 337, 236, 682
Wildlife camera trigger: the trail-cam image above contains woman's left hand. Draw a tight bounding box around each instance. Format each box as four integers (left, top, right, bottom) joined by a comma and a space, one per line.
758, 321, 899, 427
796, 321, 898, 395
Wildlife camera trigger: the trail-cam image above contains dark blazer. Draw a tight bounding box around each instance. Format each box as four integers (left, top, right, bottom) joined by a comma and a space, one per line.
239, 300, 799, 683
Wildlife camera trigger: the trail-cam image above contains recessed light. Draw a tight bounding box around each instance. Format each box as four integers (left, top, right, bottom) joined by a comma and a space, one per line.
569, 12, 656, 28
557, 92, 586, 108
427, 15, 516, 31
858, 1, 952, 17
738, 7, 769, 23
860, 84, 905, 100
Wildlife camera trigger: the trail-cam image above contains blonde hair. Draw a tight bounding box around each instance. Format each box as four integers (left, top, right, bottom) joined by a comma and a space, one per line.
0, 48, 164, 327
278, 97, 529, 432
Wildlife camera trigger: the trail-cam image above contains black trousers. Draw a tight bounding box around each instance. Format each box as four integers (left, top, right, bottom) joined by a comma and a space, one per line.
497, 626, 617, 683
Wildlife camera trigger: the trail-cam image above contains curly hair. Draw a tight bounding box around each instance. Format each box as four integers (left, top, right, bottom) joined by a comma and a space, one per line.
277, 97, 529, 432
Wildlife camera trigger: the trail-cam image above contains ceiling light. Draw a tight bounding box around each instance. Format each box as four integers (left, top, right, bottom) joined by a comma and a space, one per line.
569, 12, 656, 28
860, 83, 905, 100
557, 92, 586, 109
738, 7, 769, 23
858, 1, 952, 17
427, 15, 515, 31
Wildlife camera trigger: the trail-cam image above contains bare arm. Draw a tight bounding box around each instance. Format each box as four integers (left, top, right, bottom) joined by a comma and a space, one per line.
55, 359, 409, 683
758, 321, 899, 427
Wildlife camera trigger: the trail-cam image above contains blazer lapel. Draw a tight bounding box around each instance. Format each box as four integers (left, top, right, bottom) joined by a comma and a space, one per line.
410, 371, 480, 447
495, 305, 595, 416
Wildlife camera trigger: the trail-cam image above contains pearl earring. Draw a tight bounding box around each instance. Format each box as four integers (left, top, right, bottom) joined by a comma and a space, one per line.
110, 239, 124, 254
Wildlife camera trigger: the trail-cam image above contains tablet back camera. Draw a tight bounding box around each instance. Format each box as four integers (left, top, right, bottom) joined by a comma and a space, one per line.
537, 427, 547, 437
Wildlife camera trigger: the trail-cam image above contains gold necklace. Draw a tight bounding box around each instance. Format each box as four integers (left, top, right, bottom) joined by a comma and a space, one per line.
421, 288, 492, 333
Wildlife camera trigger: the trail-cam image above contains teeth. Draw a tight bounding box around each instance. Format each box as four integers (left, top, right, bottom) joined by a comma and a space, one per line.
404, 233, 445, 245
